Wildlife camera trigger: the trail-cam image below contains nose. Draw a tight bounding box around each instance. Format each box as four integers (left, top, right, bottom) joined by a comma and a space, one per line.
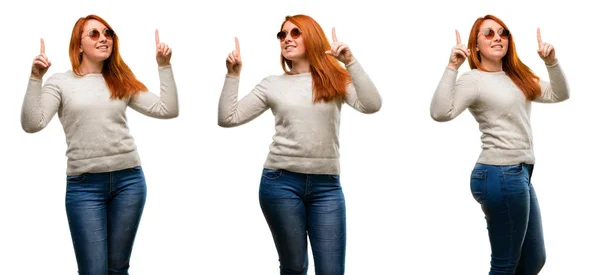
493, 32, 502, 41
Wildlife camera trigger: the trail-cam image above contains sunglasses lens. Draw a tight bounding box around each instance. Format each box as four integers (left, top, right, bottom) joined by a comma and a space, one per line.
105, 29, 115, 39
290, 28, 301, 38
88, 30, 100, 40
499, 28, 509, 39
277, 31, 286, 41
483, 28, 494, 39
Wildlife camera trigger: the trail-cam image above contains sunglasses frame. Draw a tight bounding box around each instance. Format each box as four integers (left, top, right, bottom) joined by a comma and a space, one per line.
277, 28, 302, 42
83, 28, 115, 41
480, 27, 510, 40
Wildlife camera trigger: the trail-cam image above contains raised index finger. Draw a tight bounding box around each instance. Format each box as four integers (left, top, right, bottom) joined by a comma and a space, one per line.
455, 29, 461, 45
537, 27, 542, 48
40, 38, 45, 54
332, 27, 338, 43
235, 37, 240, 55
155, 29, 160, 45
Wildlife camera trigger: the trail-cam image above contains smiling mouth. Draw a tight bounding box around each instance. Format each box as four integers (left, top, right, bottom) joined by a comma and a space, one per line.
96, 45, 109, 49
285, 45, 295, 50
492, 45, 503, 49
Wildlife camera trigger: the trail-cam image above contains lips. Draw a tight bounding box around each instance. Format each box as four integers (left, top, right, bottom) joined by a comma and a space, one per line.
285, 45, 296, 50
491, 45, 503, 49
96, 45, 109, 49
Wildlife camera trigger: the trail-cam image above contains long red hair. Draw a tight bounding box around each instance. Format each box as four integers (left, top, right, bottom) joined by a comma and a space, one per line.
467, 15, 540, 101
69, 15, 147, 99
280, 15, 351, 103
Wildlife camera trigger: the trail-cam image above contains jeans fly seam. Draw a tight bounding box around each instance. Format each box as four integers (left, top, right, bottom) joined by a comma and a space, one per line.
304, 175, 311, 200
109, 172, 114, 193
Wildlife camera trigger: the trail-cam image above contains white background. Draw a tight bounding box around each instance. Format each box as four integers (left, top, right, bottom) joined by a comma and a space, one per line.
1, 0, 598, 274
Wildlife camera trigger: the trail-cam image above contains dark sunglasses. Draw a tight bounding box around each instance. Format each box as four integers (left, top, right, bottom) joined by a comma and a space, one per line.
83, 29, 115, 41
480, 27, 510, 39
277, 28, 302, 42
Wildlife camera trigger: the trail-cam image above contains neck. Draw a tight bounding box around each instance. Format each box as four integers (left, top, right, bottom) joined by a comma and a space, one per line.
480, 58, 503, 72
290, 59, 310, 74
79, 58, 104, 75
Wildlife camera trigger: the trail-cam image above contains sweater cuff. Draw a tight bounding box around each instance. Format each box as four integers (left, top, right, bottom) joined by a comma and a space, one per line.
545, 60, 559, 68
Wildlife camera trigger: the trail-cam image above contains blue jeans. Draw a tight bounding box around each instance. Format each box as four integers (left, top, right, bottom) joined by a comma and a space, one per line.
470, 163, 546, 275
259, 168, 346, 275
65, 166, 147, 275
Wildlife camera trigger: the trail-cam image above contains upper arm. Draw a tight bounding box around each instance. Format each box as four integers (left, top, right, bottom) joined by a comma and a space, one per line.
21, 75, 62, 133
128, 90, 177, 119
343, 82, 382, 114
430, 69, 479, 122
128, 66, 179, 119
217, 76, 271, 127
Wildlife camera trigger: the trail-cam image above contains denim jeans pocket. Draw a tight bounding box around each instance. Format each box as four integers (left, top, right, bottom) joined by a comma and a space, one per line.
503, 163, 524, 176
470, 169, 487, 203
502, 163, 530, 190
66, 174, 86, 184
262, 169, 283, 180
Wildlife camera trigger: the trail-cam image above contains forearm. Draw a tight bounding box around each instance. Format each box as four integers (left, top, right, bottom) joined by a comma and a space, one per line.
430, 67, 461, 122
129, 66, 179, 119
345, 59, 382, 113
544, 62, 569, 102
217, 75, 268, 127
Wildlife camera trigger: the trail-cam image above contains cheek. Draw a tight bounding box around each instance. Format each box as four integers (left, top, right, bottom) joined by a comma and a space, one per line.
297, 43, 306, 53
476, 37, 484, 47
295, 38, 305, 50
82, 43, 94, 53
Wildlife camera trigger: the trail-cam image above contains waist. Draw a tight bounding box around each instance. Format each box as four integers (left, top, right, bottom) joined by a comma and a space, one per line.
477, 147, 535, 165
264, 153, 340, 175
66, 150, 141, 176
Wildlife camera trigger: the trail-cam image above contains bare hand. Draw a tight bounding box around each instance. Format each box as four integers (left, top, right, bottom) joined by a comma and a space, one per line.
537, 28, 557, 66
226, 37, 242, 77
448, 30, 470, 70
155, 29, 172, 67
325, 27, 354, 65
31, 38, 51, 79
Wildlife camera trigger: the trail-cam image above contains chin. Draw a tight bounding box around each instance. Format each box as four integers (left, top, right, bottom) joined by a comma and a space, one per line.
485, 53, 505, 60
283, 54, 296, 61
96, 54, 112, 61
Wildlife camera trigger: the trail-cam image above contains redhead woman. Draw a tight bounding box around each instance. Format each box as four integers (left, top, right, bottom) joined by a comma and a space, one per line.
218, 14, 381, 275
21, 14, 178, 274
430, 14, 569, 275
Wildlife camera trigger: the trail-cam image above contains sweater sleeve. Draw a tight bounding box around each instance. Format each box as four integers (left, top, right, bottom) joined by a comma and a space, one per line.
21, 75, 62, 133
430, 67, 479, 122
343, 59, 382, 114
217, 75, 270, 128
128, 66, 179, 119
534, 62, 570, 103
